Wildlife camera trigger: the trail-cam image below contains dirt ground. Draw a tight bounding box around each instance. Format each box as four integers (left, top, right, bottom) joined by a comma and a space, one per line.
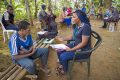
0, 19, 120, 80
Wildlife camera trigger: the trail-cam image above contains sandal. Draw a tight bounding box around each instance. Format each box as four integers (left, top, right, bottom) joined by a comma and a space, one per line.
56, 66, 65, 76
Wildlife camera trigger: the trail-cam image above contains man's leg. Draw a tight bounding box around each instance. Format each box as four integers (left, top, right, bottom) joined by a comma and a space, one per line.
31, 48, 49, 68
16, 58, 36, 74
6, 24, 19, 31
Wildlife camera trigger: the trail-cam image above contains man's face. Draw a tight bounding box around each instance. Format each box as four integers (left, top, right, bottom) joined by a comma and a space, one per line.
22, 28, 31, 36
8, 7, 13, 14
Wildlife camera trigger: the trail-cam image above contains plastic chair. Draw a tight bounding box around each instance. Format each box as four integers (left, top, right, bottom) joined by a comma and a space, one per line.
0, 14, 16, 43
67, 31, 102, 80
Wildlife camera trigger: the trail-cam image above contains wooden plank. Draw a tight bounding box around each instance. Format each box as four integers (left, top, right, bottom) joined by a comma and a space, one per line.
7, 66, 23, 80
44, 44, 50, 48
40, 44, 47, 48
36, 43, 43, 48
35, 38, 45, 48
0, 64, 16, 79
25, 75, 38, 80
1, 65, 19, 80
14, 69, 27, 80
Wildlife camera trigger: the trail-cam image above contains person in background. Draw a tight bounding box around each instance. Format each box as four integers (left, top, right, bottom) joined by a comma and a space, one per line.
56, 10, 91, 75
67, 6, 72, 16
74, 2, 80, 10
8, 21, 50, 75
2, 5, 18, 31
88, 2, 95, 19
100, 6, 119, 28
81, 4, 86, 13
96, 7, 103, 20
38, 4, 48, 30
59, 7, 72, 28
38, 6, 58, 39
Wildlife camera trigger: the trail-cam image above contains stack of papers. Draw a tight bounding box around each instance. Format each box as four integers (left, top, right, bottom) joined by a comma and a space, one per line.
43, 39, 54, 44
37, 31, 47, 35
50, 44, 68, 50
104, 17, 108, 19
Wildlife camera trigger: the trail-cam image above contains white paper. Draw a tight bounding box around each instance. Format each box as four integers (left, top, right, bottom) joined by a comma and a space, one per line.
37, 31, 47, 35
43, 39, 54, 44
50, 44, 68, 50
104, 17, 108, 19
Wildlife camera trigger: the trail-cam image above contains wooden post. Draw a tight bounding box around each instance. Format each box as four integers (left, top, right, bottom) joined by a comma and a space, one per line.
10, 0, 12, 5
25, 0, 33, 26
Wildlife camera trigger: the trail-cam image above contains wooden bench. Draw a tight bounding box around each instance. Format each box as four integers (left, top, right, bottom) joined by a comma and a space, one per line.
0, 38, 54, 80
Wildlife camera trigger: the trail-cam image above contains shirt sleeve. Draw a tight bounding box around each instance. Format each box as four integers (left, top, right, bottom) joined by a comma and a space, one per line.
10, 36, 19, 55
29, 35, 33, 46
4, 12, 9, 20
38, 11, 43, 21
27, 35, 33, 47
82, 24, 91, 37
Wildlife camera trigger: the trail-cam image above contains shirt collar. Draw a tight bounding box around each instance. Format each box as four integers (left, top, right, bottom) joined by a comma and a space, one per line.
17, 32, 27, 42
78, 23, 84, 29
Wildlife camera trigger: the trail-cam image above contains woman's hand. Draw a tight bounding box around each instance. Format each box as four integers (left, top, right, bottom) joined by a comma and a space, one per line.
65, 46, 72, 51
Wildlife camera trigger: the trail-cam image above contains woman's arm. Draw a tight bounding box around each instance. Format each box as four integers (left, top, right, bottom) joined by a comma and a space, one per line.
66, 36, 89, 51
57, 35, 73, 42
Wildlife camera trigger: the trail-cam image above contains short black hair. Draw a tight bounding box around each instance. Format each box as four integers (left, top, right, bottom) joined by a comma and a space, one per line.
41, 4, 46, 10
18, 21, 30, 30
7, 5, 13, 10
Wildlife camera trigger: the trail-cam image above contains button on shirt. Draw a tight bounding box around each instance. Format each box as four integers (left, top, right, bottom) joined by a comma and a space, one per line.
72, 23, 91, 51
9, 33, 33, 56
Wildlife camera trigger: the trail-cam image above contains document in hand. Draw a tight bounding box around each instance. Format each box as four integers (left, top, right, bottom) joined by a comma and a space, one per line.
37, 31, 47, 35
50, 44, 68, 50
43, 38, 54, 44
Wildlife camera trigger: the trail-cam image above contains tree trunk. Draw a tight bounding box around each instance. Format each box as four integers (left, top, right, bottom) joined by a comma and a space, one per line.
99, 0, 103, 7
10, 0, 12, 5
48, 0, 51, 7
34, 0, 38, 18
42, 0, 44, 3
25, 0, 33, 26
104, 0, 112, 8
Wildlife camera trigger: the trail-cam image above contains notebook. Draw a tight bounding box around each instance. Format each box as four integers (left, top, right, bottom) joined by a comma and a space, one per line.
50, 44, 68, 50
43, 38, 54, 44
37, 31, 47, 35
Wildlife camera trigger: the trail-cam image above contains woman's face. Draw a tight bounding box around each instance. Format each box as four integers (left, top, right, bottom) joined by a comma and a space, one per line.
72, 13, 80, 24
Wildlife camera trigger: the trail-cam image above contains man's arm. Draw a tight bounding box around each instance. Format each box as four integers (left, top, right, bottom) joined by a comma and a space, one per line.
13, 48, 36, 60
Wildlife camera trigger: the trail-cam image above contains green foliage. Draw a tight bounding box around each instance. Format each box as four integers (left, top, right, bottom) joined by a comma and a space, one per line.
0, 0, 120, 21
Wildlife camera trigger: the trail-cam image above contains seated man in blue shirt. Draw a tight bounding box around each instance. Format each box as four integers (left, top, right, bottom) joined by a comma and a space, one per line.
8, 20, 49, 74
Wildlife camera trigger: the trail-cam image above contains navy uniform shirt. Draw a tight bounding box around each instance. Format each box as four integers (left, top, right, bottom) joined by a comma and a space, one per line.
72, 23, 91, 51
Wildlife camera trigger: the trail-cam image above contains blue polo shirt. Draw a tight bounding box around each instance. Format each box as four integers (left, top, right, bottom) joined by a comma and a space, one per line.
72, 23, 91, 51
8, 33, 33, 56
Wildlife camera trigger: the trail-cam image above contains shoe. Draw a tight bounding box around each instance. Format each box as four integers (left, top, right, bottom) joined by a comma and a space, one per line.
40, 67, 51, 75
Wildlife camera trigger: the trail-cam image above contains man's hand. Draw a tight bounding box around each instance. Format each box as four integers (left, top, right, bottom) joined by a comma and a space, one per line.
29, 48, 36, 56
44, 32, 48, 36
19, 49, 29, 55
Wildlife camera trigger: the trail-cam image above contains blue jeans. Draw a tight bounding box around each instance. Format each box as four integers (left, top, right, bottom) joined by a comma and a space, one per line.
16, 48, 49, 74
57, 43, 89, 72
6, 24, 19, 31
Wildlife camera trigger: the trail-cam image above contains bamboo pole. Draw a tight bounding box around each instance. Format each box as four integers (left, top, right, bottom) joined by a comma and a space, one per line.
1, 65, 18, 80
7, 66, 23, 80
13, 69, 27, 80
